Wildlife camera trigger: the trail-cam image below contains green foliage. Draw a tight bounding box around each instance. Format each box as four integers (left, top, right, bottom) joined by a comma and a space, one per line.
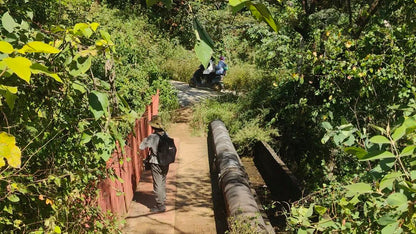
0, 1, 180, 233
289, 105, 416, 233
226, 215, 264, 234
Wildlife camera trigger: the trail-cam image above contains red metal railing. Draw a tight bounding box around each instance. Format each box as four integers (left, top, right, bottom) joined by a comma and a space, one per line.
97, 90, 159, 216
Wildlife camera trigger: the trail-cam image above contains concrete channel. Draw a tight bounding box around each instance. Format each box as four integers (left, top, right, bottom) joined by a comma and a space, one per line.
207, 120, 302, 233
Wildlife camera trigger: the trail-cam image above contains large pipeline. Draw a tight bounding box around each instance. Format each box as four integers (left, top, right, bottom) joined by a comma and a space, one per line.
208, 120, 274, 233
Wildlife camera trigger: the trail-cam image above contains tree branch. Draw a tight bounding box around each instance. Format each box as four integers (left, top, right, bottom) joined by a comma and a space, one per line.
353, 0, 383, 38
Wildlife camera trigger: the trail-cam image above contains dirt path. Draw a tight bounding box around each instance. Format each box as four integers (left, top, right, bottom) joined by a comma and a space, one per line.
123, 89, 217, 233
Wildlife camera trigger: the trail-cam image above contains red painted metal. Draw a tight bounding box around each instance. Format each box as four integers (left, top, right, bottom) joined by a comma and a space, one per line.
96, 92, 159, 217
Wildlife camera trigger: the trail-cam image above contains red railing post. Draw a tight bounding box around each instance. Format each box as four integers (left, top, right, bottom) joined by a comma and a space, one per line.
96, 91, 159, 217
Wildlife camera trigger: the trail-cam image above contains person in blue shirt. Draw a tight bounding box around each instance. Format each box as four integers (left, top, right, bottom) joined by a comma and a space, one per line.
215, 56, 228, 75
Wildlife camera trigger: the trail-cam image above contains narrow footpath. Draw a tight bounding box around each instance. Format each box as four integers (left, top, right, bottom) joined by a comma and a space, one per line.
122, 107, 216, 234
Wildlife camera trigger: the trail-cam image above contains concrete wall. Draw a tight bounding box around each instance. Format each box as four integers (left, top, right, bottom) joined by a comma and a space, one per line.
253, 141, 302, 202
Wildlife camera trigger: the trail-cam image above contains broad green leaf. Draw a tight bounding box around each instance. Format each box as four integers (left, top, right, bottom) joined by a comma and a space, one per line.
0, 85, 17, 94
404, 116, 416, 129
248, 3, 278, 32
345, 183, 372, 196
369, 135, 390, 144
321, 121, 332, 130
399, 145, 416, 157
0, 158, 5, 167
73, 23, 89, 34
72, 82, 86, 94
90, 22, 99, 31
0, 132, 21, 168
0, 41, 13, 54
359, 150, 395, 161
344, 147, 367, 158
193, 18, 214, 49
314, 205, 327, 215
80, 132, 92, 144
3, 56, 32, 83
378, 215, 397, 226
317, 218, 337, 230
194, 40, 213, 70
7, 194, 20, 202
18, 41, 60, 54
70, 56, 92, 77
380, 172, 402, 191
100, 30, 114, 46
2, 12, 17, 33
391, 126, 406, 141
193, 18, 214, 68
88, 91, 109, 120
386, 193, 407, 206
30, 63, 62, 83
381, 222, 402, 234
54, 225, 61, 234
78, 56, 92, 74
229, 0, 249, 13
3, 91, 17, 110
81, 27, 93, 38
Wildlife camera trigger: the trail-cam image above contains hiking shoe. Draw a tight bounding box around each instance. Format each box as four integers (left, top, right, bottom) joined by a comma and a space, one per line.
150, 205, 166, 213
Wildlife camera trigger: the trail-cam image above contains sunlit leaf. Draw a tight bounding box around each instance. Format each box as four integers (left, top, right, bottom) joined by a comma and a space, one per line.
90, 22, 99, 31
387, 193, 407, 207
30, 63, 62, 83
391, 126, 406, 141
193, 18, 214, 68
54, 225, 61, 234
345, 183, 372, 196
0, 132, 21, 168
380, 172, 402, 191
369, 135, 390, 144
321, 121, 332, 130
0, 85, 17, 94
229, 0, 249, 13
3, 56, 32, 83
399, 145, 416, 157
73, 23, 89, 34
381, 222, 402, 234
359, 150, 395, 161
378, 215, 397, 226
248, 2, 278, 32
314, 205, 327, 215
0, 41, 13, 54
100, 30, 114, 45
18, 41, 60, 54
2, 12, 17, 33
7, 194, 20, 202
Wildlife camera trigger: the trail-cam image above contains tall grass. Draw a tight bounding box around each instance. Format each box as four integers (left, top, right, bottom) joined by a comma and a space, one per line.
160, 46, 201, 82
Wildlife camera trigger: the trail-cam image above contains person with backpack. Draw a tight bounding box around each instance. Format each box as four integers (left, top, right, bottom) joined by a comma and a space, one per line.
215, 56, 228, 76
139, 115, 177, 213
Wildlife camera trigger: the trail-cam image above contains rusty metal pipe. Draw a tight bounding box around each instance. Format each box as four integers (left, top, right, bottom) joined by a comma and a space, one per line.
209, 120, 272, 233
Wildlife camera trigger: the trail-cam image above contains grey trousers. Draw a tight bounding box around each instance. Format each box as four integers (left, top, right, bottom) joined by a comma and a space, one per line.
150, 163, 170, 207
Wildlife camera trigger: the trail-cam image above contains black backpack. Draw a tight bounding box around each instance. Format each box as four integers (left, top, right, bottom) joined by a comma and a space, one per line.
156, 133, 177, 166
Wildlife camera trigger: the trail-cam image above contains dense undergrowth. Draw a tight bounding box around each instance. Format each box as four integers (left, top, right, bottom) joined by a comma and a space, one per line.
0, 1, 183, 232
187, 1, 416, 233
1, 0, 416, 233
